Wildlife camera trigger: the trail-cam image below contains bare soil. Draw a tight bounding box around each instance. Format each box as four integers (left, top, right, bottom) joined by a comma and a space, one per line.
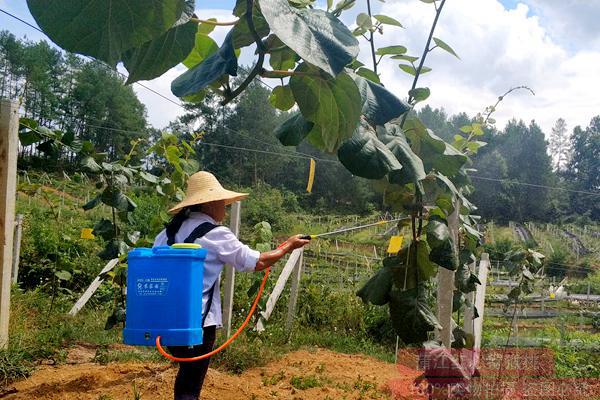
3, 346, 423, 400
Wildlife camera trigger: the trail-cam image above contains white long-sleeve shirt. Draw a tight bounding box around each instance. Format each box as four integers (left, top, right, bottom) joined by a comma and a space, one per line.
153, 212, 260, 328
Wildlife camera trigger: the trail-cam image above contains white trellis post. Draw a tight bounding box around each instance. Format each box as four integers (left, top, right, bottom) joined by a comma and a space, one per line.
68, 259, 119, 316
436, 199, 460, 348
0, 99, 19, 349
222, 201, 241, 337
285, 250, 303, 332
462, 261, 478, 335
463, 253, 490, 350
11, 214, 23, 284
256, 248, 304, 332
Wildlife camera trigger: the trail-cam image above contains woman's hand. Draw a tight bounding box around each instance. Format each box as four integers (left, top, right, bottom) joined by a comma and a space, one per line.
255, 235, 310, 271
285, 234, 311, 251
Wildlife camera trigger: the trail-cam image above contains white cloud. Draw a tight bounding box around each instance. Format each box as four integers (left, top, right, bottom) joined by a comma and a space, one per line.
367, 0, 600, 134
520, 0, 600, 50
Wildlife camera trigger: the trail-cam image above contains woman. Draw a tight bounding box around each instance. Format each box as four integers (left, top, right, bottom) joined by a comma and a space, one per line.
153, 171, 309, 400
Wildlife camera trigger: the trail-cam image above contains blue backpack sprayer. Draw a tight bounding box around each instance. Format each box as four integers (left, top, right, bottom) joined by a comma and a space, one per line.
122, 217, 407, 362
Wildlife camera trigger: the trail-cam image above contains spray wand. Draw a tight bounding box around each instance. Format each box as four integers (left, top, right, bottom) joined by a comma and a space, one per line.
300, 216, 410, 240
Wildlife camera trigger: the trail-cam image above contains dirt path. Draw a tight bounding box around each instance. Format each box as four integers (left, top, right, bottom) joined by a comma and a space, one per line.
4, 347, 423, 400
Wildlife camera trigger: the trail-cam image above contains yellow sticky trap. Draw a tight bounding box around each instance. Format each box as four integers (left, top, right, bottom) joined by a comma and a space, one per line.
387, 236, 403, 255
549, 292, 555, 299
306, 158, 316, 193
80, 228, 95, 240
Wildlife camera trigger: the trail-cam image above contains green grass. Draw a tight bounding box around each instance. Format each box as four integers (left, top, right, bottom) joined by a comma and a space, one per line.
290, 374, 325, 390
3, 284, 397, 386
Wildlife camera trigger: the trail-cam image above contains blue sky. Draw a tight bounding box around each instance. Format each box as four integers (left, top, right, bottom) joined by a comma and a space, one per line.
1, 0, 599, 136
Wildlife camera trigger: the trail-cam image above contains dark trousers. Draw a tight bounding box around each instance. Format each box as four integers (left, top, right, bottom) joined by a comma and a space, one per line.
167, 325, 217, 400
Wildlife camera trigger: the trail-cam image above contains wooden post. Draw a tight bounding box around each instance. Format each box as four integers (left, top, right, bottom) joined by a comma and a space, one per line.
436, 199, 460, 348
285, 250, 303, 332
222, 201, 241, 337
11, 214, 23, 284
0, 99, 19, 349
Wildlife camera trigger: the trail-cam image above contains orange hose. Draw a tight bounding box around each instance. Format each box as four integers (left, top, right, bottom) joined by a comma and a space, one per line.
155, 242, 286, 362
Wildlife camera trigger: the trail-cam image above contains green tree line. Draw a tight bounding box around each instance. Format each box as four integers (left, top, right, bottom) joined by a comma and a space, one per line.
2, 33, 597, 221
0, 31, 148, 162
419, 106, 599, 222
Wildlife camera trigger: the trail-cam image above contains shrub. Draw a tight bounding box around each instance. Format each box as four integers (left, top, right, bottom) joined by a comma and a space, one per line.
239, 183, 297, 233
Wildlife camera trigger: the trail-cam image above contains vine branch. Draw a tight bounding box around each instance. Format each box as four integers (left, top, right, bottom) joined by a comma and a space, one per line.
482, 86, 535, 126
220, 0, 265, 106
366, 0, 378, 74
400, 0, 447, 128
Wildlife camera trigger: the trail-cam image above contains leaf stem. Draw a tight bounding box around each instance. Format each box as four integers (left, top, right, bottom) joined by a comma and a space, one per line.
190, 17, 239, 26
400, 0, 447, 128
221, 0, 265, 106
260, 69, 315, 78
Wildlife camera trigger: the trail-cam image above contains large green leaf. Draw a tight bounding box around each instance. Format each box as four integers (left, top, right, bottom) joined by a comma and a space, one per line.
93, 219, 116, 241
338, 118, 402, 179
455, 262, 481, 293
259, 0, 359, 76
388, 286, 442, 344
55, 270, 72, 281
122, 0, 196, 83
452, 290, 465, 312
19, 119, 43, 146
426, 216, 458, 270
414, 241, 437, 280
275, 113, 314, 146
356, 264, 393, 306
27, 0, 186, 66
232, 3, 270, 48
290, 64, 361, 152
82, 195, 102, 211
355, 67, 380, 83
100, 187, 137, 212
81, 157, 102, 173
377, 125, 426, 185
269, 85, 295, 111
171, 30, 238, 97
402, 119, 468, 177
266, 36, 298, 70
183, 26, 219, 68
352, 74, 410, 126
98, 239, 129, 260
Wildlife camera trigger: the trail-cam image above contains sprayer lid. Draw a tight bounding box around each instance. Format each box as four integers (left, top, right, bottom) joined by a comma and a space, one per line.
171, 243, 202, 249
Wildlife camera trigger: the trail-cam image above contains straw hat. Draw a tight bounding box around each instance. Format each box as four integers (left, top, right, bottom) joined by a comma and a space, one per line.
168, 171, 248, 214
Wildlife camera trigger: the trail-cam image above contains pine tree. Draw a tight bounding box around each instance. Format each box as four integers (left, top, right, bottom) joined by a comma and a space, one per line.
548, 118, 571, 172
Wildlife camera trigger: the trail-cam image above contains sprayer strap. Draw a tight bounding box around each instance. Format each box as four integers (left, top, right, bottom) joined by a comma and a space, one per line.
182, 222, 220, 326
183, 222, 219, 243
202, 282, 217, 326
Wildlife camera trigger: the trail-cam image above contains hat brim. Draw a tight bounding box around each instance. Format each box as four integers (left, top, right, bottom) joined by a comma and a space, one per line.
168, 189, 248, 214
